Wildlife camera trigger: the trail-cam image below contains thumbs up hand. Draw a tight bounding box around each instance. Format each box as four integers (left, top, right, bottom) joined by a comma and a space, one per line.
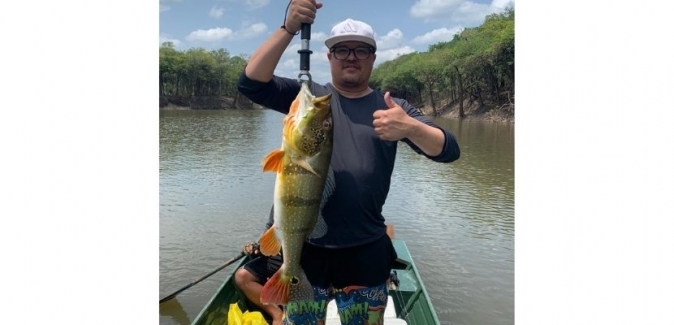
372, 92, 419, 141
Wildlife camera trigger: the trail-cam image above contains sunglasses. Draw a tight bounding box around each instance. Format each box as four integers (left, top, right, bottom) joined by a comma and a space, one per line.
330, 46, 375, 60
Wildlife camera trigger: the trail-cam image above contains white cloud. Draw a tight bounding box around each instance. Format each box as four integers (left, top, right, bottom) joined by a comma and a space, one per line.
410, 0, 463, 20
491, 0, 515, 10
185, 23, 268, 43
159, 35, 182, 47
159, 0, 181, 12
232, 22, 268, 40
209, 6, 225, 19
412, 27, 464, 45
315, 52, 330, 64
375, 46, 416, 64
186, 28, 233, 42
377, 29, 404, 50
280, 58, 298, 70
410, 0, 513, 26
453, 2, 493, 24
283, 43, 302, 56
312, 32, 329, 44
241, 0, 270, 10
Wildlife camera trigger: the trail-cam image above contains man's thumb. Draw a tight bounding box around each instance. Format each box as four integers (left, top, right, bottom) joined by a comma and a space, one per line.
384, 91, 396, 109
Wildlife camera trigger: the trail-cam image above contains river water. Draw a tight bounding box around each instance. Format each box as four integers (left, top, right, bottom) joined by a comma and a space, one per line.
159, 109, 514, 325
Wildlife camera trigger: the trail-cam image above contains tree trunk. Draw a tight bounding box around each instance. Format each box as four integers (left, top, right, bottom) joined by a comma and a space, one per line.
416, 84, 424, 106
159, 73, 164, 96
429, 88, 438, 116
454, 66, 465, 118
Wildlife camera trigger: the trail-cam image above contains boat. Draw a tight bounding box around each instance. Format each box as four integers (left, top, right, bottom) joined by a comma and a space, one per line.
191, 239, 441, 325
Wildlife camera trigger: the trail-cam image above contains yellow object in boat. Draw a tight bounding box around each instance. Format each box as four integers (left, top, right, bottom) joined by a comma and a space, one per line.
227, 303, 268, 325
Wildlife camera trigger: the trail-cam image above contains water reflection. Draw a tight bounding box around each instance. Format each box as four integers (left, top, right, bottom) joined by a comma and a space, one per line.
159, 298, 191, 325
160, 110, 514, 325
383, 117, 514, 325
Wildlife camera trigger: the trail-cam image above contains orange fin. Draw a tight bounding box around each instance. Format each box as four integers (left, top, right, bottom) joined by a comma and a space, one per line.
258, 227, 282, 256
260, 266, 290, 305
260, 266, 314, 306
262, 149, 284, 173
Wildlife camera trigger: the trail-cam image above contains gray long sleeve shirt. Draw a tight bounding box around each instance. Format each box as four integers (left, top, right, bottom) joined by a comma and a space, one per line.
238, 74, 460, 248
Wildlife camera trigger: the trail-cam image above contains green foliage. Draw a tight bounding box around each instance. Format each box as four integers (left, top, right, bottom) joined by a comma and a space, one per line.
159, 7, 515, 115
373, 7, 515, 115
371, 53, 425, 103
159, 43, 248, 98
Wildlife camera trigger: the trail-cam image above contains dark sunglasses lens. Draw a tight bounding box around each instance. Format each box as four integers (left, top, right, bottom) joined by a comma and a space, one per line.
332, 47, 371, 60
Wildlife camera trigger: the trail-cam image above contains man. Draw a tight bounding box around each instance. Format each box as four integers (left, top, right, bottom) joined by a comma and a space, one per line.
237, 1, 460, 324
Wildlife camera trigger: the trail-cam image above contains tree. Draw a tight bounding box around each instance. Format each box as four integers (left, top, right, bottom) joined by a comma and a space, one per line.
370, 7, 515, 117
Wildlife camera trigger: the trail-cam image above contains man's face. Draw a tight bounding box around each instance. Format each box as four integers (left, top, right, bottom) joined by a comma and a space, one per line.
328, 41, 376, 87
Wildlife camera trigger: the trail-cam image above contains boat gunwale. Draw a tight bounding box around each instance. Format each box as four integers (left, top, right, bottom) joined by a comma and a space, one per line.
190, 239, 441, 325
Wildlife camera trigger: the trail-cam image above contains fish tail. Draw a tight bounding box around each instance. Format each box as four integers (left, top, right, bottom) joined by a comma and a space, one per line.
260, 265, 290, 305
260, 266, 314, 306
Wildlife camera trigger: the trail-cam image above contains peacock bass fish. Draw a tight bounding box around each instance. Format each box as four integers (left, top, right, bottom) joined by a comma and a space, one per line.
259, 81, 333, 306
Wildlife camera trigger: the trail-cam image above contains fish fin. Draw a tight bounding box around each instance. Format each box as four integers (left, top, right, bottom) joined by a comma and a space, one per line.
313, 93, 332, 109
283, 115, 295, 141
309, 165, 335, 239
258, 227, 282, 256
293, 158, 318, 176
261, 266, 314, 306
321, 165, 336, 204
262, 149, 284, 173
309, 214, 328, 239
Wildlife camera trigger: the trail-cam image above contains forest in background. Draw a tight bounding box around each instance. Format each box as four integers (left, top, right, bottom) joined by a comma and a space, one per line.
159, 45, 251, 109
159, 7, 514, 119
370, 8, 514, 119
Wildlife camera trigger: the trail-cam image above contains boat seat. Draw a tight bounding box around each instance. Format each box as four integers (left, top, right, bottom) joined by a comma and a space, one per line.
324, 296, 407, 325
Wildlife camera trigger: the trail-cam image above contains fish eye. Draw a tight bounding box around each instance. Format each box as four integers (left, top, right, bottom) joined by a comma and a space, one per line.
322, 119, 332, 130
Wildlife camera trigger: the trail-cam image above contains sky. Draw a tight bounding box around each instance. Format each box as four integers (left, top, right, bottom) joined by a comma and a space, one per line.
160, 0, 515, 84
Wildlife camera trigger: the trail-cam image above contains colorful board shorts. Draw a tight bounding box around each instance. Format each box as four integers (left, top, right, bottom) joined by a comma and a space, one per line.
284, 234, 398, 325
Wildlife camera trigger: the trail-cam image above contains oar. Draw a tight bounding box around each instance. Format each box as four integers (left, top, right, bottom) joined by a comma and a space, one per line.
159, 252, 245, 304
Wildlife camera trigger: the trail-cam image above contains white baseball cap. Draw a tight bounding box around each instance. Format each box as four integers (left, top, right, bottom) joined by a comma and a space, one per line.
324, 18, 377, 51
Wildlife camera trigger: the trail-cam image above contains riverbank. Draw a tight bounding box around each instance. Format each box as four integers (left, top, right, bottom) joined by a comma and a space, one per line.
160, 95, 514, 123
431, 98, 515, 123
160, 95, 256, 110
